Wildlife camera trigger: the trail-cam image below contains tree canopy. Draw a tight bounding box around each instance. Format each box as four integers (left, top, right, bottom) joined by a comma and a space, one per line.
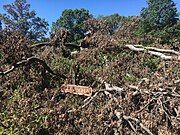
52, 8, 93, 41
0, 0, 49, 41
100, 14, 127, 33
139, 0, 178, 33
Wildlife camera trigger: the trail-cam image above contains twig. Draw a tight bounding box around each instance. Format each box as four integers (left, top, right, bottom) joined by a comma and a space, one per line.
159, 99, 173, 129
126, 119, 137, 134
81, 91, 101, 109
67, 91, 101, 113
159, 99, 173, 119
64, 43, 81, 49
135, 98, 156, 113
30, 42, 51, 48
30, 41, 81, 49
127, 85, 180, 98
144, 91, 180, 98
123, 115, 153, 135
67, 86, 124, 113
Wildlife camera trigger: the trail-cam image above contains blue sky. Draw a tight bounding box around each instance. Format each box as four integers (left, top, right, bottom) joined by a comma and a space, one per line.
0, 0, 180, 28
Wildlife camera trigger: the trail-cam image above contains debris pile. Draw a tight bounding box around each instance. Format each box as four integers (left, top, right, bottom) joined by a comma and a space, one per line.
0, 20, 180, 134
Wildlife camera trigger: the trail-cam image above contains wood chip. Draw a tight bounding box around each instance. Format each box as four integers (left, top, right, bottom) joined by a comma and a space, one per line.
60, 84, 93, 96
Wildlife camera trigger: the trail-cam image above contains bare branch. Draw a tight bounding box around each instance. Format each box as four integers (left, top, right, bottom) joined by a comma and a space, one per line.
30, 42, 51, 48
0, 56, 66, 78
30, 41, 80, 49
125, 45, 180, 61
146, 47, 180, 55
123, 115, 153, 135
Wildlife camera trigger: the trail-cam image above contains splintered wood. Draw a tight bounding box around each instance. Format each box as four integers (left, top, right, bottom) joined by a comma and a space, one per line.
60, 84, 93, 96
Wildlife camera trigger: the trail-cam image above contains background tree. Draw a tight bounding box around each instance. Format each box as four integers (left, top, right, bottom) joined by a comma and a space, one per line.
152, 20, 180, 45
52, 8, 93, 42
0, 0, 49, 41
139, 0, 178, 34
99, 14, 127, 34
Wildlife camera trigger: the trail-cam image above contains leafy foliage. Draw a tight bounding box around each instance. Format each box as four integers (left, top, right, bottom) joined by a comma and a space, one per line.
1, 29, 179, 134
99, 13, 128, 33
114, 17, 143, 44
0, 1, 180, 135
134, 0, 179, 46
150, 20, 180, 45
83, 18, 111, 35
0, 29, 32, 65
0, 0, 49, 41
52, 8, 93, 42
139, 0, 178, 33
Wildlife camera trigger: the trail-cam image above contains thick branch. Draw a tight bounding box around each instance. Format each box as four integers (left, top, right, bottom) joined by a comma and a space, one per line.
146, 47, 180, 55
125, 45, 180, 61
64, 43, 81, 49
148, 51, 179, 60
0, 57, 66, 78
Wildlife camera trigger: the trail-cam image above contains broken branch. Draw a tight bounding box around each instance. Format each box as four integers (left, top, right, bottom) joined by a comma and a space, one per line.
0, 57, 66, 78
123, 115, 153, 135
125, 45, 180, 61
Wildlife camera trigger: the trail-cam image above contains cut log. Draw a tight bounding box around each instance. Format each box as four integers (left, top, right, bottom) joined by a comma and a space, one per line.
60, 84, 93, 96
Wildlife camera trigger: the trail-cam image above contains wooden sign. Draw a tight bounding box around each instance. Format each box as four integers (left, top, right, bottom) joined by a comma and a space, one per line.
60, 84, 93, 96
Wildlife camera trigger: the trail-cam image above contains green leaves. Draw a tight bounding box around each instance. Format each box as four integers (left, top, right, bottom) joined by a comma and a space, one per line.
52, 8, 92, 42
0, 0, 49, 41
139, 0, 178, 33
99, 14, 127, 33
136, 0, 179, 45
